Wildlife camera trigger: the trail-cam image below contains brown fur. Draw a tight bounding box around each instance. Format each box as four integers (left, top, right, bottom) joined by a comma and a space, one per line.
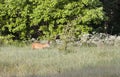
32, 41, 50, 49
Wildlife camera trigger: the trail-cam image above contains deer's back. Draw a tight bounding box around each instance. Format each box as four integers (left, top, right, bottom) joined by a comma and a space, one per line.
32, 42, 49, 49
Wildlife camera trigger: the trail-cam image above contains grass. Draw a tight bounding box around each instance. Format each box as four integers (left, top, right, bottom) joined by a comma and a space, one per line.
0, 45, 120, 77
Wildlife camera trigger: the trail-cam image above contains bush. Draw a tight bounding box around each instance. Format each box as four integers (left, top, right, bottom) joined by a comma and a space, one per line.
0, 35, 14, 46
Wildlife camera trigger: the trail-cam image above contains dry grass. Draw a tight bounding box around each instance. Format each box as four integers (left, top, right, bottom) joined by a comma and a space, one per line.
0, 45, 120, 77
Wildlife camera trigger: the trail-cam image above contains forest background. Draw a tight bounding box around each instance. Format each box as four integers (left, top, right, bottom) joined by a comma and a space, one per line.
0, 0, 120, 44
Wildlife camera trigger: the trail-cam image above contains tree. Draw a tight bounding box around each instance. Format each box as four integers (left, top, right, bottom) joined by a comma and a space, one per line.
31, 0, 105, 40
0, 0, 106, 41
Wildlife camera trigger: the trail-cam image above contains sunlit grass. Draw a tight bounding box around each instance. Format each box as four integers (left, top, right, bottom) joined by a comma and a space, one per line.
0, 45, 120, 77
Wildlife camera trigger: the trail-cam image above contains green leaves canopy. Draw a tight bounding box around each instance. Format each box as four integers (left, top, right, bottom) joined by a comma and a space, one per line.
0, 0, 105, 40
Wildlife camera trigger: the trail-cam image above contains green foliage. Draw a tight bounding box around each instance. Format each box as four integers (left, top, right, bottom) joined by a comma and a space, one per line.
0, 35, 28, 47
58, 21, 91, 51
0, 35, 14, 46
0, 0, 105, 42
31, 0, 105, 40
0, 0, 32, 40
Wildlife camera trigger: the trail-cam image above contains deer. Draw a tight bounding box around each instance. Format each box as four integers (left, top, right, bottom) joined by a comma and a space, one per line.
32, 41, 50, 49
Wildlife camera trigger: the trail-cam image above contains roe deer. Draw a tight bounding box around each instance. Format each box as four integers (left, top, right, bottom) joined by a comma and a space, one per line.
32, 41, 50, 49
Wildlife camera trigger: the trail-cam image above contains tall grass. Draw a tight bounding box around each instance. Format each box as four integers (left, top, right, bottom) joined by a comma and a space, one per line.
0, 45, 120, 77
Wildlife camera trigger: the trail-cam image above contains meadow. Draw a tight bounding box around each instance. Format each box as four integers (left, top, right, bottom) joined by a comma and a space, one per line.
0, 45, 120, 77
